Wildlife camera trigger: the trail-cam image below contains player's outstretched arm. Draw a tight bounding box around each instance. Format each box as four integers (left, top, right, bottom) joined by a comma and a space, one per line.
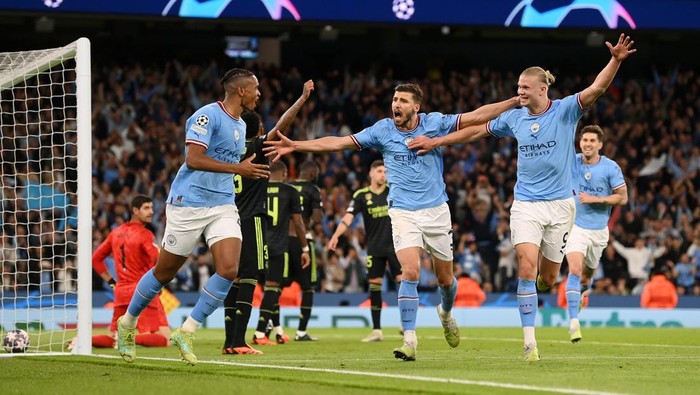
328, 213, 355, 250
267, 80, 315, 141
263, 131, 357, 162
185, 144, 270, 178
458, 96, 520, 128
408, 124, 490, 155
579, 33, 636, 109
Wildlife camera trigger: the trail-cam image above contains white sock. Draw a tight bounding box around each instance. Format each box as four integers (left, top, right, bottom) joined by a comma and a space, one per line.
121, 312, 138, 329
254, 331, 265, 339
181, 316, 200, 333
275, 326, 284, 336
570, 318, 580, 331
403, 330, 417, 345
438, 305, 450, 320
296, 330, 306, 337
523, 327, 536, 346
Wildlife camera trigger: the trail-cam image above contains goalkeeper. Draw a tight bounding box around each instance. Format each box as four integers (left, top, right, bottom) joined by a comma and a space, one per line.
84, 195, 170, 349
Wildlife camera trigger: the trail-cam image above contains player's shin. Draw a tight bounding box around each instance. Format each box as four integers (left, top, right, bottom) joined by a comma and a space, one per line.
124, 269, 164, 328
186, 273, 233, 333
517, 278, 538, 346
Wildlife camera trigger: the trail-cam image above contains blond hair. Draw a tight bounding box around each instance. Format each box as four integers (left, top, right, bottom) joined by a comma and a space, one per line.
521, 67, 556, 86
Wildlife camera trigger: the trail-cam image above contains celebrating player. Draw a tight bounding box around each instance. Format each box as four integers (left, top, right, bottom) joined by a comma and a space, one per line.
116, 68, 270, 365
408, 33, 636, 361
565, 125, 627, 343
265, 83, 518, 361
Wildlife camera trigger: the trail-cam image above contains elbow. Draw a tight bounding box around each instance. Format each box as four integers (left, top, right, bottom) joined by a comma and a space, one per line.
619, 196, 629, 206
185, 156, 200, 170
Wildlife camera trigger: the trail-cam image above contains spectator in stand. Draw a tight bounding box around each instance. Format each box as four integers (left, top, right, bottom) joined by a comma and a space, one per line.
612, 236, 666, 295
673, 253, 696, 295
641, 264, 678, 309
453, 264, 486, 307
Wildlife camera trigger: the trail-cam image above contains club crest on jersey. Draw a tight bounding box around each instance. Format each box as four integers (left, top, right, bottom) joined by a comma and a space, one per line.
403, 136, 413, 147
365, 193, 373, 205
530, 123, 540, 134
195, 114, 209, 126
584, 171, 592, 181
234, 129, 240, 140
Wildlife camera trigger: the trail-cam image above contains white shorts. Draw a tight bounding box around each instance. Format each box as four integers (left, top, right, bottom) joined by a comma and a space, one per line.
388, 203, 453, 261
564, 224, 608, 269
510, 198, 575, 264
162, 204, 242, 256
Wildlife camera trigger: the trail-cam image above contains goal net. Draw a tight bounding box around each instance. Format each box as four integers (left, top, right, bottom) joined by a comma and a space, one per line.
0, 38, 92, 355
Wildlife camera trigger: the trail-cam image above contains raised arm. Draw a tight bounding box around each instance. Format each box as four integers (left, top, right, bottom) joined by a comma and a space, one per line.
266, 80, 314, 141
579, 33, 636, 109
458, 96, 520, 128
408, 124, 490, 155
263, 131, 357, 162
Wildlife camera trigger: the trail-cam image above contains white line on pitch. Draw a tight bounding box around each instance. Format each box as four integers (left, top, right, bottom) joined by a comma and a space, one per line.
91, 353, 632, 395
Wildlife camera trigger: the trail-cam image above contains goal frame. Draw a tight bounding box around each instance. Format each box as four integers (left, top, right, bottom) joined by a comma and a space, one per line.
0, 37, 92, 355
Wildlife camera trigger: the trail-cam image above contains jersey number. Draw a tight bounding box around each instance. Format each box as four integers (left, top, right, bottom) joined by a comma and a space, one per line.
234, 174, 243, 194
267, 196, 279, 226
119, 243, 127, 271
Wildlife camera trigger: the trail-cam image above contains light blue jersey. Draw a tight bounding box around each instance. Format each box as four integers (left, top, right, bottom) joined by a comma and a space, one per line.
574, 153, 625, 230
168, 102, 246, 207
487, 94, 585, 201
351, 112, 460, 210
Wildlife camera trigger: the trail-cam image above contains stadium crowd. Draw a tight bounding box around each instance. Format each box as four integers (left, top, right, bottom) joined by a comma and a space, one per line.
3, 58, 700, 300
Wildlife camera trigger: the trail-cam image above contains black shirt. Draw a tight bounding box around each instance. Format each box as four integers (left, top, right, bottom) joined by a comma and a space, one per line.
347, 185, 394, 257
288, 179, 322, 231
266, 181, 301, 256
235, 136, 268, 220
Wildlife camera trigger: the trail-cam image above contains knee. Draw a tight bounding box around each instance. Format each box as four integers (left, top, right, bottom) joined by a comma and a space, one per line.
218, 267, 238, 281
542, 271, 557, 287
402, 267, 419, 281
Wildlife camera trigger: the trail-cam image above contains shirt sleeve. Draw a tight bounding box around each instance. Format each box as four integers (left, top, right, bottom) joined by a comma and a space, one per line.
348, 192, 362, 215
351, 124, 380, 150
559, 93, 586, 124
486, 110, 516, 139
609, 161, 626, 190
92, 233, 113, 275
185, 106, 218, 149
434, 112, 460, 137
140, 229, 159, 267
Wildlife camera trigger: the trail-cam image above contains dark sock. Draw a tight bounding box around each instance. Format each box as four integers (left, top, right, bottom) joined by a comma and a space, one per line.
298, 290, 314, 332
256, 286, 281, 334
233, 280, 256, 347
369, 283, 382, 330
223, 282, 239, 348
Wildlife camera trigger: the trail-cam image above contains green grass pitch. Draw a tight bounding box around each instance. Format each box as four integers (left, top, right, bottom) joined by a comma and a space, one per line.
2, 327, 699, 394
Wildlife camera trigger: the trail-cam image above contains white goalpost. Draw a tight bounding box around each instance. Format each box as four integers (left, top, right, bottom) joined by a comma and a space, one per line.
0, 38, 92, 355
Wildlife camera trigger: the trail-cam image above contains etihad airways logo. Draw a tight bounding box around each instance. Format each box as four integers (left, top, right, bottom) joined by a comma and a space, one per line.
519, 141, 557, 158
505, 0, 636, 29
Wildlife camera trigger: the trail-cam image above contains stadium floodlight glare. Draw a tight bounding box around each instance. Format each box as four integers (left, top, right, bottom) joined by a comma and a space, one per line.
0, 38, 92, 356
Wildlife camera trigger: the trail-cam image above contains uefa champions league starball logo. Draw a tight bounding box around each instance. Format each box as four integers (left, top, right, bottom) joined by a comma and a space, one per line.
392, 0, 415, 21
44, 0, 63, 8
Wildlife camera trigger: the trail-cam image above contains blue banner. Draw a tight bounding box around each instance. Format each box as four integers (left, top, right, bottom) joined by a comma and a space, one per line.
2, 0, 696, 30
